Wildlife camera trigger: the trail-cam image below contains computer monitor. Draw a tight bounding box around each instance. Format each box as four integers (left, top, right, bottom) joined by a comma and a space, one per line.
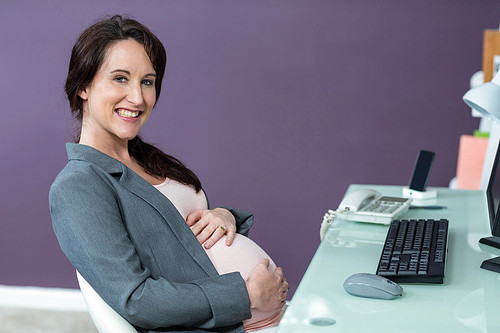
484, 136, 500, 240
479, 131, 500, 272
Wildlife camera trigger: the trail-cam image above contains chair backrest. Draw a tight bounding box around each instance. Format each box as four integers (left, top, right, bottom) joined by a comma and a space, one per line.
76, 271, 138, 333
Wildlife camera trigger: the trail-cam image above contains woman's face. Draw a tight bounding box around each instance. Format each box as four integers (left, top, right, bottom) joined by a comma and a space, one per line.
78, 39, 156, 146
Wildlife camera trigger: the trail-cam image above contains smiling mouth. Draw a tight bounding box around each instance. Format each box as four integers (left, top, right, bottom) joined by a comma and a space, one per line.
115, 108, 142, 118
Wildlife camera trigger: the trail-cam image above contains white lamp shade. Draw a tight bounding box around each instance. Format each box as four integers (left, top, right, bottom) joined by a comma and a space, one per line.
463, 71, 500, 122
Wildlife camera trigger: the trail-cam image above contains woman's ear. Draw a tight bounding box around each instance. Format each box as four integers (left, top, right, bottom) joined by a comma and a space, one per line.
78, 88, 88, 101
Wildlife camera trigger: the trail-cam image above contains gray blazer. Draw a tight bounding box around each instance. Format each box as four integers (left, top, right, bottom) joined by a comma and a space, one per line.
49, 143, 253, 332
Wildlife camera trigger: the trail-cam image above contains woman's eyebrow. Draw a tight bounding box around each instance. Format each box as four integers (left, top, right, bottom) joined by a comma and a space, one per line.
110, 69, 130, 75
110, 69, 156, 77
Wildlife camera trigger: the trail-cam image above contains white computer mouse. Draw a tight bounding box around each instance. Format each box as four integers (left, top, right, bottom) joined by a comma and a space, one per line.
343, 273, 403, 300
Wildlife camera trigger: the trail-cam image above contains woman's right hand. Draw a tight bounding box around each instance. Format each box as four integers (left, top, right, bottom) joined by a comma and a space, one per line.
245, 259, 289, 312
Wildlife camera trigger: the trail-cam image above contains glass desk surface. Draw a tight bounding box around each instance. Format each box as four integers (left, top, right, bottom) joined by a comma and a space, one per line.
277, 185, 500, 333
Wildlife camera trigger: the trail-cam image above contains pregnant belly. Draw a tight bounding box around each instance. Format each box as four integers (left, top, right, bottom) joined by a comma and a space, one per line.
204, 234, 276, 278
204, 234, 281, 327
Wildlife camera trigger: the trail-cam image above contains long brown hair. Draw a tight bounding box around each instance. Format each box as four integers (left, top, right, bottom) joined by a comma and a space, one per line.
65, 15, 201, 192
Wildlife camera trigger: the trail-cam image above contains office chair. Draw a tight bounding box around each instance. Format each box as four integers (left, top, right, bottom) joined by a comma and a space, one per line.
76, 271, 138, 333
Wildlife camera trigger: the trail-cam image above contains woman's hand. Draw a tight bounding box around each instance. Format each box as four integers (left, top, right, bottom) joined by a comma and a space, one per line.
245, 259, 289, 312
186, 208, 237, 249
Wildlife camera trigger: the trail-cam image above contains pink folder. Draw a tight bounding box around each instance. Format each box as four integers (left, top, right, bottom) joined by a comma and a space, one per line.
456, 135, 489, 189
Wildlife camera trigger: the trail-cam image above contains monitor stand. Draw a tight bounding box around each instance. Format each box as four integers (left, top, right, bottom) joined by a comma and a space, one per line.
479, 237, 500, 273
479, 236, 500, 249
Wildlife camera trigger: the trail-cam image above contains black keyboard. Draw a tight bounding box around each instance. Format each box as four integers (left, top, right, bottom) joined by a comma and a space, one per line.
376, 219, 448, 284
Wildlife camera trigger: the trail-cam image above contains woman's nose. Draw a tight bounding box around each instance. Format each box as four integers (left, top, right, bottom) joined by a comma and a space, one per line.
127, 83, 144, 106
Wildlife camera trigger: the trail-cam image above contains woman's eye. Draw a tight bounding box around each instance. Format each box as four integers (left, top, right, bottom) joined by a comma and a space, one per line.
114, 76, 127, 83
142, 79, 154, 86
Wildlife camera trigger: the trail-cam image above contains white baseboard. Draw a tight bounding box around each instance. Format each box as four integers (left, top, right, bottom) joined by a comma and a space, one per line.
0, 285, 87, 312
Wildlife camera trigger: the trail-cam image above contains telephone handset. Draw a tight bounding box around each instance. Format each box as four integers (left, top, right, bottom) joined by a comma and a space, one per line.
320, 188, 413, 240
337, 189, 381, 212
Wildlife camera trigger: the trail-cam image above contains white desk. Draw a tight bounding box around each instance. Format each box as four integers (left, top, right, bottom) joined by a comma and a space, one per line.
277, 185, 500, 332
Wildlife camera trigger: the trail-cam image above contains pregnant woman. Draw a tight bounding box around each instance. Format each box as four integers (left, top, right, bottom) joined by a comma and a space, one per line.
50, 15, 287, 333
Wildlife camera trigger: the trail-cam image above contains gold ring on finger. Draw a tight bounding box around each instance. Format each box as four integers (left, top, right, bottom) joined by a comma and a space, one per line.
218, 225, 227, 233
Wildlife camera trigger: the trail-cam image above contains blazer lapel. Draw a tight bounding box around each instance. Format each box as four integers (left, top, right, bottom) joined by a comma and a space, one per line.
66, 142, 218, 277
119, 166, 219, 277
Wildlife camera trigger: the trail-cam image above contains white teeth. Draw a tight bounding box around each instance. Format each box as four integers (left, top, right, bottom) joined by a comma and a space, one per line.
116, 109, 140, 118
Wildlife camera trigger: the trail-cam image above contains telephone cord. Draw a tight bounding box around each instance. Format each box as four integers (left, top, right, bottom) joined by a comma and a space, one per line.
320, 209, 338, 240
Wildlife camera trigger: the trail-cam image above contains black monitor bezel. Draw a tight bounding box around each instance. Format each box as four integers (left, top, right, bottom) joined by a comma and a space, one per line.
486, 138, 500, 237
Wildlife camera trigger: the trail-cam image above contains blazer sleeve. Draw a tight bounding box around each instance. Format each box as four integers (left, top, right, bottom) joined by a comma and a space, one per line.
49, 166, 250, 330
203, 189, 254, 237
221, 207, 253, 237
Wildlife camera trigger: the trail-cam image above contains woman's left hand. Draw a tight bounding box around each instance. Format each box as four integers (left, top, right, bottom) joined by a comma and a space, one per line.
186, 208, 237, 249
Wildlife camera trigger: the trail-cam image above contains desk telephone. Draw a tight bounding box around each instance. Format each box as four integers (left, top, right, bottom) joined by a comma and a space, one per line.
321, 189, 412, 239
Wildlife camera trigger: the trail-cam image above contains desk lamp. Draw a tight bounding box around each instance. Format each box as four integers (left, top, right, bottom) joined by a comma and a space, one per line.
463, 71, 500, 120
463, 70, 500, 190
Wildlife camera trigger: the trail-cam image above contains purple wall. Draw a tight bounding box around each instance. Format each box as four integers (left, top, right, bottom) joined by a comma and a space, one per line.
1, 1, 498, 296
